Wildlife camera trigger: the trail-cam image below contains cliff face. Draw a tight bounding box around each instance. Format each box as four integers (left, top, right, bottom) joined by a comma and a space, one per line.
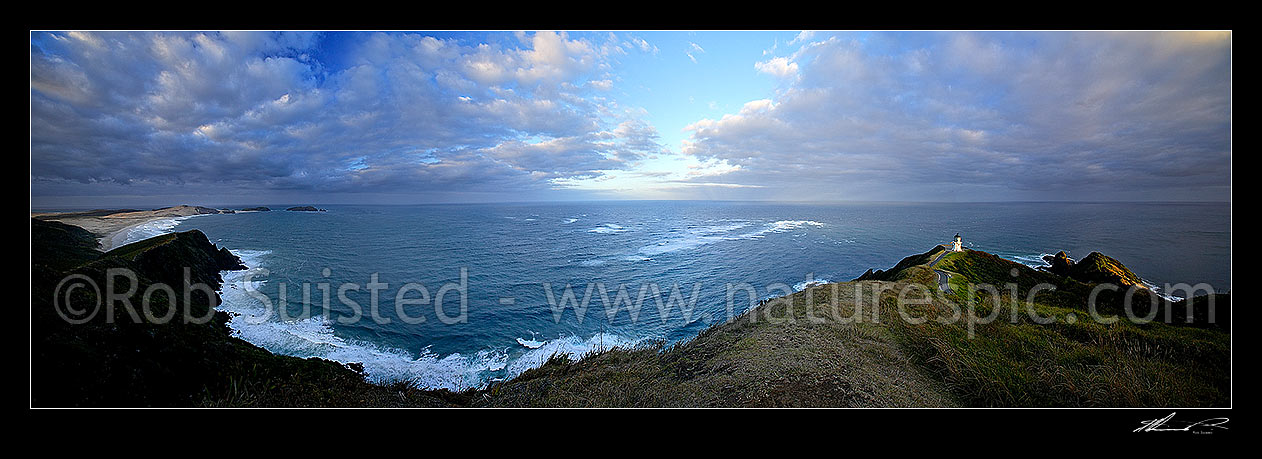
98, 230, 246, 289
31, 219, 1229, 407
30, 219, 458, 407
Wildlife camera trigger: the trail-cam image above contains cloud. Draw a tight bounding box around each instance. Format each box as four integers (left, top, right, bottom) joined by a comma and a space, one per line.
627, 36, 658, 54
679, 31, 1232, 201
587, 79, 613, 90
29, 31, 1232, 204
789, 30, 816, 45
686, 41, 705, 64
30, 31, 664, 202
754, 56, 798, 78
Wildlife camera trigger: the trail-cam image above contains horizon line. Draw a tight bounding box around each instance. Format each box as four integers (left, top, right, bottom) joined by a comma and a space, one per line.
29, 198, 1233, 212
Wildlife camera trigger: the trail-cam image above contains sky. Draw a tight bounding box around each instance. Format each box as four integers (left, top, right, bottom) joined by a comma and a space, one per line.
29, 30, 1232, 207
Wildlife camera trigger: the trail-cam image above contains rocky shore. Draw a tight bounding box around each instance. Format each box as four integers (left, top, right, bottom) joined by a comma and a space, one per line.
29, 219, 1230, 407
31, 218, 461, 407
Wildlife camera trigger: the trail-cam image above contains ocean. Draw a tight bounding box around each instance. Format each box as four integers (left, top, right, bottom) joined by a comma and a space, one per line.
111, 201, 1231, 390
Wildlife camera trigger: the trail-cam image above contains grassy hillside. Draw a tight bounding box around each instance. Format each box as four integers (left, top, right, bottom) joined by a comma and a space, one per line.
31, 219, 1229, 407
477, 247, 1229, 407
477, 280, 959, 407
855, 245, 944, 284
899, 248, 1230, 406
31, 219, 101, 273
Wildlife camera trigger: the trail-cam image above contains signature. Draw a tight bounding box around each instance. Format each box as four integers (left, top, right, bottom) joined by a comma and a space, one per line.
1134, 412, 1229, 433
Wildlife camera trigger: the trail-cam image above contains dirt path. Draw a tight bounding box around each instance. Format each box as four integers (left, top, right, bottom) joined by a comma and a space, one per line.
929, 246, 952, 292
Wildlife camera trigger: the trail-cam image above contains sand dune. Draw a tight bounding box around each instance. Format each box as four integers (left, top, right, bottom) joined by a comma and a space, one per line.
33, 205, 225, 251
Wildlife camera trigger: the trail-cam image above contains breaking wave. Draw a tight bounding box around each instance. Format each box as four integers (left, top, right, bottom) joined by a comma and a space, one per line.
216, 249, 644, 390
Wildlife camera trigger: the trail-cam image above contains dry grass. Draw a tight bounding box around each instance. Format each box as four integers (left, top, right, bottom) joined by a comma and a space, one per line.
476, 248, 1229, 407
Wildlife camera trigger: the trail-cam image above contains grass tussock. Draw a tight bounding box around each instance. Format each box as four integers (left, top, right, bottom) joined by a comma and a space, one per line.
33, 217, 1228, 407
884, 249, 1229, 407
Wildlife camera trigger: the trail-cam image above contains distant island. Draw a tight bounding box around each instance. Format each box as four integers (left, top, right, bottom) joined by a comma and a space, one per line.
286, 206, 325, 212
29, 218, 1229, 407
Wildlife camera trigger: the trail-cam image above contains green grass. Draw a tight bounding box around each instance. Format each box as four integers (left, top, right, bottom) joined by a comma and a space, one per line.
880, 248, 1230, 407
32, 217, 1229, 407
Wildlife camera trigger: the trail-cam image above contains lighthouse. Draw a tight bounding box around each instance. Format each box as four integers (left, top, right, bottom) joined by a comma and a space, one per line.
952, 233, 963, 252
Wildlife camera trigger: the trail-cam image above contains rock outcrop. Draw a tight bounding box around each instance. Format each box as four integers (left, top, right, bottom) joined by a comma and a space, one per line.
1041, 251, 1075, 276
31, 223, 454, 407
1067, 251, 1146, 289
96, 230, 245, 291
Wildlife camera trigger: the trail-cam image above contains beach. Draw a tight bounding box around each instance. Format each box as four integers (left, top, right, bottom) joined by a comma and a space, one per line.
32, 205, 225, 251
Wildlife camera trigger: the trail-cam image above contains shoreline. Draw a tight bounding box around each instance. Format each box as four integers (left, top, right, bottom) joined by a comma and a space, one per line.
99, 216, 181, 251
31, 208, 1231, 406
33, 205, 233, 252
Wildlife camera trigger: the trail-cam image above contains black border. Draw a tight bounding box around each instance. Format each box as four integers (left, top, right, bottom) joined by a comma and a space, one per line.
25, 7, 1234, 31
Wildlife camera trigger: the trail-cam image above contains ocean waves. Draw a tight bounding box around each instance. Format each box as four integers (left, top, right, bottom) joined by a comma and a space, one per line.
588, 223, 626, 234
108, 213, 220, 249
1009, 253, 1054, 269
110, 217, 183, 249
216, 249, 645, 390
1004, 252, 1185, 301
635, 219, 826, 257
183, 201, 1227, 394
504, 332, 642, 379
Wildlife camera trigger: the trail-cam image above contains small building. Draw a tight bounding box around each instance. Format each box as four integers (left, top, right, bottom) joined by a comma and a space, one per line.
952, 233, 963, 252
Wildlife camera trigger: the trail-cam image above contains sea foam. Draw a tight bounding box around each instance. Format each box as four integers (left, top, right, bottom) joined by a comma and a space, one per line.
109, 213, 217, 249
216, 249, 642, 390
634, 220, 825, 257
588, 224, 627, 234
1004, 252, 1184, 301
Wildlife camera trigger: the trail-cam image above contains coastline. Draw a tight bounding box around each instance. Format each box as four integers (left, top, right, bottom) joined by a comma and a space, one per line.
33, 205, 230, 251
30, 211, 1231, 407
38, 214, 184, 252
99, 217, 175, 251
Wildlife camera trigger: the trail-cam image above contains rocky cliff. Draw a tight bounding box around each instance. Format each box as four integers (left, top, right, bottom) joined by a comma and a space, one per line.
30, 219, 461, 407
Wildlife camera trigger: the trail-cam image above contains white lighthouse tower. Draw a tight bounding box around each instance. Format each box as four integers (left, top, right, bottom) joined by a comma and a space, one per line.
951, 233, 963, 252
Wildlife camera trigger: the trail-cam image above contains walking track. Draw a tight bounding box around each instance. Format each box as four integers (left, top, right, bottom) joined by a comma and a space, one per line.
929, 246, 953, 292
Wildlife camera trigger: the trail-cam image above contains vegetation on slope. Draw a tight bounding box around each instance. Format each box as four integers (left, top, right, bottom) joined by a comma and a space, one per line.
30, 218, 1229, 407
887, 248, 1230, 406
31, 219, 101, 273
1067, 252, 1146, 288
478, 281, 959, 407
477, 247, 1229, 407
855, 245, 944, 284
30, 219, 469, 407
